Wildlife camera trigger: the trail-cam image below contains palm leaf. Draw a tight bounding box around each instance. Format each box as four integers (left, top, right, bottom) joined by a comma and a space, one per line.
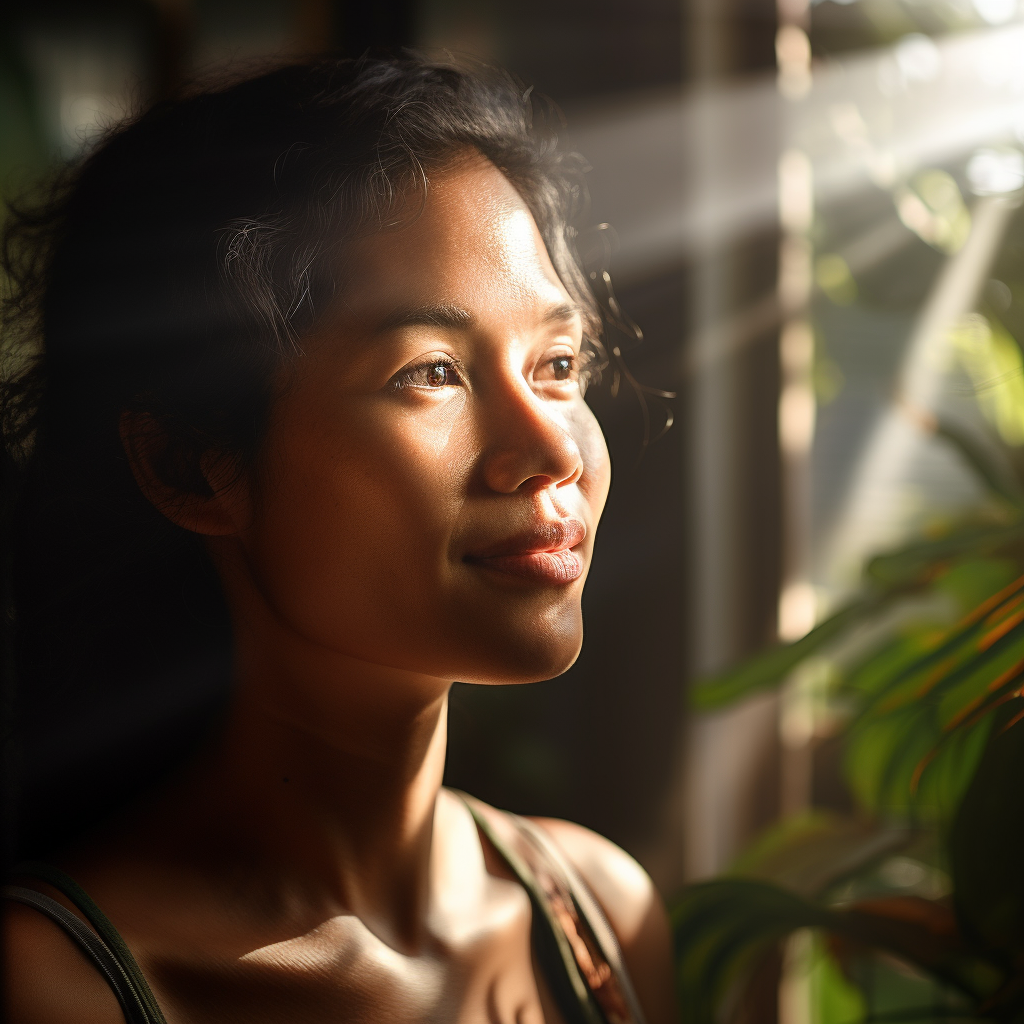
728, 812, 910, 899
864, 522, 1024, 590
949, 708, 1024, 963
933, 417, 1024, 508
850, 573, 1024, 718
692, 595, 891, 710
692, 527, 1024, 713
840, 590, 1024, 815
673, 880, 1003, 1024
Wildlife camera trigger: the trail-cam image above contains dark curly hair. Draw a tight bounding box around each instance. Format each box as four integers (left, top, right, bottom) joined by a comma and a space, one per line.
0, 53, 603, 857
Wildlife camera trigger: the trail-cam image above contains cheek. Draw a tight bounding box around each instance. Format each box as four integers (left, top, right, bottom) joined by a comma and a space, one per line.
234, 387, 606, 683
569, 402, 611, 517
245, 397, 473, 655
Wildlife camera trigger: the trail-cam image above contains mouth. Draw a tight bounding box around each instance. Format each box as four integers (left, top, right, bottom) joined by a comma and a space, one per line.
464, 517, 587, 585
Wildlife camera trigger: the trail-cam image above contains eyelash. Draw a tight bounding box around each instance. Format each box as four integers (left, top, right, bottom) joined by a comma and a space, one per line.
393, 355, 462, 390
393, 352, 590, 391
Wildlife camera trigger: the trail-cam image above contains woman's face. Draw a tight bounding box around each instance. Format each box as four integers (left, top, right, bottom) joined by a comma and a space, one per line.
231, 154, 610, 685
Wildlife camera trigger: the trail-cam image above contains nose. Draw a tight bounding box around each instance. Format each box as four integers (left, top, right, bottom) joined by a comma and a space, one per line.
480, 382, 584, 495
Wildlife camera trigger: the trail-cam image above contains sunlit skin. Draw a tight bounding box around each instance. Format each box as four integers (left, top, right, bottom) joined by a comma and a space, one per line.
4, 154, 677, 1023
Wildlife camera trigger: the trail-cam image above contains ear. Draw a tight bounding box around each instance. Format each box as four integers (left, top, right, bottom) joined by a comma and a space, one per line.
119, 410, 250, 537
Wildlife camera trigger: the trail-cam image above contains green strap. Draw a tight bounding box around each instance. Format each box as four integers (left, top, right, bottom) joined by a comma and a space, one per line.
454, 793, 606, 1024
16, 861, 167, 1024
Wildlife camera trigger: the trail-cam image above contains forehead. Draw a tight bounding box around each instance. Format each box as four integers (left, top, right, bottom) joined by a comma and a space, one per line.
337, 155, 571, 322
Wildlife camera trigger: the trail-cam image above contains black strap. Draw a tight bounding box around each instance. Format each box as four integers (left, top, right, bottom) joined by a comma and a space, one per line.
516, 817, 649, 1024
14, 861, 167, 1024
7, 822, 647, 1024
3, 884, 152, 1024
456, 794, 607, 1024
456, 792, 650, 1024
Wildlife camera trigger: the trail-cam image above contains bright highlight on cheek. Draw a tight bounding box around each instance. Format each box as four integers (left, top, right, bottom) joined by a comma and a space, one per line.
567, 404, 611, 506
399, 391, 468, 474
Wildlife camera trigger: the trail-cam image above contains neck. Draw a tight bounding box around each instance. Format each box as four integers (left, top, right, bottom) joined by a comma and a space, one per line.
174, 577, 454, 950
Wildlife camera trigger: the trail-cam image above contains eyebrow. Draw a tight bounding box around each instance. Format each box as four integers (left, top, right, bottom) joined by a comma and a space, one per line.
376, 300, 583, 333
377, 303, 474, 332
538, 301, 584, 327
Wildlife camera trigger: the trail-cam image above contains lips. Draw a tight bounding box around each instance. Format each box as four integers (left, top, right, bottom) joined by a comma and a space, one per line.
465, 518, 587, 585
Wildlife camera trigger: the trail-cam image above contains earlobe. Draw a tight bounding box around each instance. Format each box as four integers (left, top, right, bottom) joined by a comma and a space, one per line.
119, 411, 246, 537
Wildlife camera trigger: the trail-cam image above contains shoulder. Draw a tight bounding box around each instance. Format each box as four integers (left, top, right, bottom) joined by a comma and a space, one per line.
3, 892, 124, 1024
528, 817, 678, 1024
528, 818, 658, 940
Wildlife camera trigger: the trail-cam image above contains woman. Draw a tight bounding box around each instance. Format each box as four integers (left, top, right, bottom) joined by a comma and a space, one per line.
1, 55, 676, 1022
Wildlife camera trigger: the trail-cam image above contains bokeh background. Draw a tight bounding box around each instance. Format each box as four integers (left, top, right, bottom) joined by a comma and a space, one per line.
6, 0, 1024, 971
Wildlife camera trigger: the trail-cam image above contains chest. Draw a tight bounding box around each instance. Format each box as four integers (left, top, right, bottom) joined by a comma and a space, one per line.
134, 896, 568, 1024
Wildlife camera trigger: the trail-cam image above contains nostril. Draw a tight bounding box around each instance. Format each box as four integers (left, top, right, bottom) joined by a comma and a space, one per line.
518, 474, 554, 493
480, 397, 585, 493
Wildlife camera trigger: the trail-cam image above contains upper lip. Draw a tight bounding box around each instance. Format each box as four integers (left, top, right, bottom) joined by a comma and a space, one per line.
465, 517, 587, 560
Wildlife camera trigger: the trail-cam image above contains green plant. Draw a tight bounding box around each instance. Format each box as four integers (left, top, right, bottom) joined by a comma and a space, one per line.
673, 353, 1024, 1021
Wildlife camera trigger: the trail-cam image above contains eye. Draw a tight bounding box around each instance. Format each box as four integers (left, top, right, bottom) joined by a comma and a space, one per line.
426, 363, 449, 387
551, 355, 574, 380
536, 352, 579, 384
393, 356, 462, 390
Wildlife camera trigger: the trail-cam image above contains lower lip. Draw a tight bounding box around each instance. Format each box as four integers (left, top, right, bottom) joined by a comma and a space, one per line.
469, 548, 585, 584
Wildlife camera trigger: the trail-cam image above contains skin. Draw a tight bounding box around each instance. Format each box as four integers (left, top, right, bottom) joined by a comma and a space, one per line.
4, 153, 677, 1024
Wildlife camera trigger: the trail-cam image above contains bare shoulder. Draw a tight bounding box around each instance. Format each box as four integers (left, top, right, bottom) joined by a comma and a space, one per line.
528, 817, 678, 1024
3, 897, 124, 1024
529, 818, 659, 940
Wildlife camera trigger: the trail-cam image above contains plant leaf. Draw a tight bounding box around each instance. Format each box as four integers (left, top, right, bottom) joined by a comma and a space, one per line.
693, 531, 1024, 713
949, 706, 1024, 961
692, 595, 890, 710
728, 812, 911, 899
865, 522, 1024, 590
934, 417, 1024, 507
672, 880, 1002, 1024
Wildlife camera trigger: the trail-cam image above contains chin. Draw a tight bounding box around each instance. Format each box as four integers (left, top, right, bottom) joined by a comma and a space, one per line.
460, 617, 585, 685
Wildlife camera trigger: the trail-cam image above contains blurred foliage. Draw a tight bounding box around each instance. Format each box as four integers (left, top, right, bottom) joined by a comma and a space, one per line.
811, 0, 1014, 58
676, 525, 1024, 1022
673, 220, 1024, 1022
896, 171, 972, 257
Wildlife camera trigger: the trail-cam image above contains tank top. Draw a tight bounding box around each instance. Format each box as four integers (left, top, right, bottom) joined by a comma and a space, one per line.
3, 793, 648, 1024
